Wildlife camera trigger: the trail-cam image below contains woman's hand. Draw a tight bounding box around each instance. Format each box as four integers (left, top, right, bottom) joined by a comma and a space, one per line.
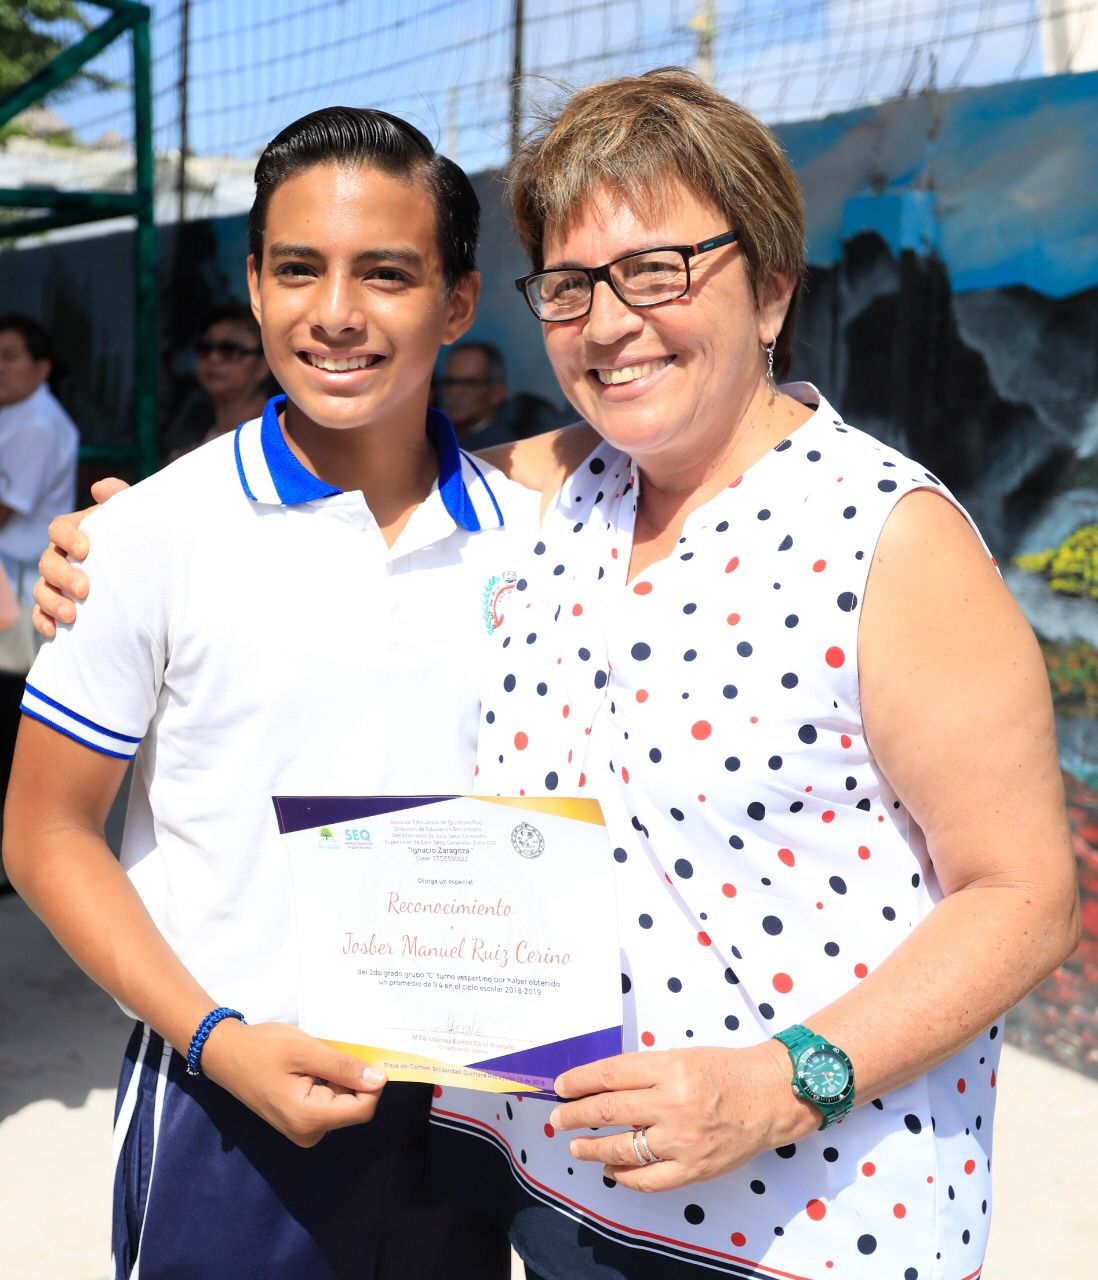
32, 476, 129, 637
549, 1041, 816, 1191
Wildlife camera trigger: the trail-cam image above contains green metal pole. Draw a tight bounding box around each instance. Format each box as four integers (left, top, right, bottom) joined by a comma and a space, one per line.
0, 206, 142, 240
0, 9, 141, 129
0, 188, 142, 213
132, 12, 158, 479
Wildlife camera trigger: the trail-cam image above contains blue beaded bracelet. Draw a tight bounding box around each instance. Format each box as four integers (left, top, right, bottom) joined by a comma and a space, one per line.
185, 1007, 246, 1077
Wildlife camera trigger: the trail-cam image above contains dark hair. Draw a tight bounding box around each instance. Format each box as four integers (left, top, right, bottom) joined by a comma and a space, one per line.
247, 106, 479, 293
448, 340, 505, 384
203, 303, 260, 340
0, 312, 52, 363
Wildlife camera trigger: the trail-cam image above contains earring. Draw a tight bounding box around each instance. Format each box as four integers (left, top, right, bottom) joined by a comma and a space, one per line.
764, 338, 776, 385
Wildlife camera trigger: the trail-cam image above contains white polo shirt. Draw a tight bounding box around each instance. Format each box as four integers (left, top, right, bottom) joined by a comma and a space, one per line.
0, 382, 79, 579
23, 396, 539, 1024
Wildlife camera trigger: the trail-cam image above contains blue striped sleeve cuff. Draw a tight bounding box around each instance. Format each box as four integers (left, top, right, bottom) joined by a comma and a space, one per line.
21, 683, 142, 761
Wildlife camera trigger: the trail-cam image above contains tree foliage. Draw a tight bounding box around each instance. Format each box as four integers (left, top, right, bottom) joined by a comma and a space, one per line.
0, 0, 113, 105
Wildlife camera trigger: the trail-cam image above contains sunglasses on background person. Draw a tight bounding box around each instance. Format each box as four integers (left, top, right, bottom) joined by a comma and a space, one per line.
194, 338, 263, 362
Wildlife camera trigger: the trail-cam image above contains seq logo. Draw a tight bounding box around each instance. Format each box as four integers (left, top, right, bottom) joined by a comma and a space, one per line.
316, 825, 373, 850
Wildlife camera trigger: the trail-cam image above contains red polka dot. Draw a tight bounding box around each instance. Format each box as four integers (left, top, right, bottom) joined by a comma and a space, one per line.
518, 789, 525, 796
813, 559, 827, 572
893, 1203, 907, 1219
730, 1232, 747, 1247
572, 603, 584, 615
691, 720, 712, 740
697, 931, 712, 946
806, 1198, 826, 1221
432, 1084, 443, 1098
544, 1122, 555, 1138
927, 1175, 934, 1183
773, 972, 793, 994
698, 794, 706, 802
964, 1159, 976, 1174
826, 1264, 834, 1271
611, 547, 618, 559
725, 556, 740, 573
722, 883, 737, 897
854, 962, 868, 978
861, 1161, 876, 1177
621, 765, 630, 783
840, 734, 852, 748
878, 815, 885, 822
750, 715, 759, 724
633, 581, 652, 595
636, 690, 648, 703
578, 773, 586, 788
727, 612, 741, 625
858, 845, 871, 860
562, 704, 571, 718
566, 749, 573, 763
778, 848, 795, 867
514, 732, 528, 750
640, 1031, 655, 1047
821, 810, 835, 823
730, 475, 743, 489
956, 1078, 966, 1094
991, 1069, 997, 1087
816, 901, 824, 910
804, 785, 813, 793
825, 646, 845, 668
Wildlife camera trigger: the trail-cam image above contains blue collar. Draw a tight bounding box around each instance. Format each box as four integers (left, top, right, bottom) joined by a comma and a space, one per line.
233, 395, 502, 532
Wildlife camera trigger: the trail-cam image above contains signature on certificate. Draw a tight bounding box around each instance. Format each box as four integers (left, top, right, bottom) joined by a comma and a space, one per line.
445, 1009, 483, 1036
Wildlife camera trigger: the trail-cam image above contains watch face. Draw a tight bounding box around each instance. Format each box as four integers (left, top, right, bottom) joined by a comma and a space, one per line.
802, 1048, 851, 1102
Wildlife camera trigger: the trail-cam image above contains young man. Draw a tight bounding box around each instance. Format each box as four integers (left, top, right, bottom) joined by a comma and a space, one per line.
3, 108, 537, 1280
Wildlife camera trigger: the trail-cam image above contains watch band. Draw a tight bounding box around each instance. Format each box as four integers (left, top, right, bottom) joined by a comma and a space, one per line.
773, 1023, 855, 1130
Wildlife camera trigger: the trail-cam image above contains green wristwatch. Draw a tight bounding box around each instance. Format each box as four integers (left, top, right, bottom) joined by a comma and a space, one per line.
773, 1024, 855, 1129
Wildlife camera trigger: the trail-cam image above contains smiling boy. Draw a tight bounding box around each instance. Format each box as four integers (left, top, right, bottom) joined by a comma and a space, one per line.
2, 109, 534, 1280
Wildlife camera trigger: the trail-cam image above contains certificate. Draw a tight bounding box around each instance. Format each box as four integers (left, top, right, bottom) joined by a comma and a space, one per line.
274, 794, 623, 1095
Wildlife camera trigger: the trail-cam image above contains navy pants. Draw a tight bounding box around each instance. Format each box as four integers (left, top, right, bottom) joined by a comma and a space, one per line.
113, 1023, 508, 1280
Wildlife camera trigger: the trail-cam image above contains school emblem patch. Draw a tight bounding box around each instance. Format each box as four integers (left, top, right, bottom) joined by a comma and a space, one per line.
483, 570, 517, 633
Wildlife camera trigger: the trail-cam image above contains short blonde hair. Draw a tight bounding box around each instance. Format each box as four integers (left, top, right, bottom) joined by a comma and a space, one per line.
510, 68, 806, 377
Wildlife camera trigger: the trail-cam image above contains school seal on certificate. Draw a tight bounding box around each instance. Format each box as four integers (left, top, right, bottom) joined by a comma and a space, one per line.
511, 821, 545, 859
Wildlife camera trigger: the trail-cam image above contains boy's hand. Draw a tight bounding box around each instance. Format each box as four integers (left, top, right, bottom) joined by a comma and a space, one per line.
32, 477, 130, 637
200, 1018, 388, 1147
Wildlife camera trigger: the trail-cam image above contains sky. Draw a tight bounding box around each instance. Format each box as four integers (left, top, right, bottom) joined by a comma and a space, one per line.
46, 0, 1049, 172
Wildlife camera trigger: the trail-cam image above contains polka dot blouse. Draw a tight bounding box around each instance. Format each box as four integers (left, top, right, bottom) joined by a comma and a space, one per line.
437, 387, 1001, 1280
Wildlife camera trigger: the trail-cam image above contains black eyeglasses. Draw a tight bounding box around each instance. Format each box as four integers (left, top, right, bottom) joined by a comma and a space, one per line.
515, 230, 739, 322
195, 338, 262, 361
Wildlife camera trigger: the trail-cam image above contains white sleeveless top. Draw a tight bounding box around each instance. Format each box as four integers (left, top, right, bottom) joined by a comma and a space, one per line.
438, 387, 1000, 1280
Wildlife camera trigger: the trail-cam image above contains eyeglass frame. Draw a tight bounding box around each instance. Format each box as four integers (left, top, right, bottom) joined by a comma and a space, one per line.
514, 230, 740, 322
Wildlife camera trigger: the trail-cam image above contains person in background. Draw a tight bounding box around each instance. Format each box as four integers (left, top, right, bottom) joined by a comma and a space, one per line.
164, 304, 273, 459
0, 313, 78, 865
438, 338, 565, 446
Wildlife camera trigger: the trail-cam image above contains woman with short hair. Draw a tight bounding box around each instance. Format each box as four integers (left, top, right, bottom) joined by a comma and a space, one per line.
432, 68, 1079, 1280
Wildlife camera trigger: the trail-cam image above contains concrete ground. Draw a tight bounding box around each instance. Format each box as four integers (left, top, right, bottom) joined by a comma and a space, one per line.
2, 889, 1096, 1280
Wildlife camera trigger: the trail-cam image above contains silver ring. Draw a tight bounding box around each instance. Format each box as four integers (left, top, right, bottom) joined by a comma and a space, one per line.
633, 1125, 660, 1165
